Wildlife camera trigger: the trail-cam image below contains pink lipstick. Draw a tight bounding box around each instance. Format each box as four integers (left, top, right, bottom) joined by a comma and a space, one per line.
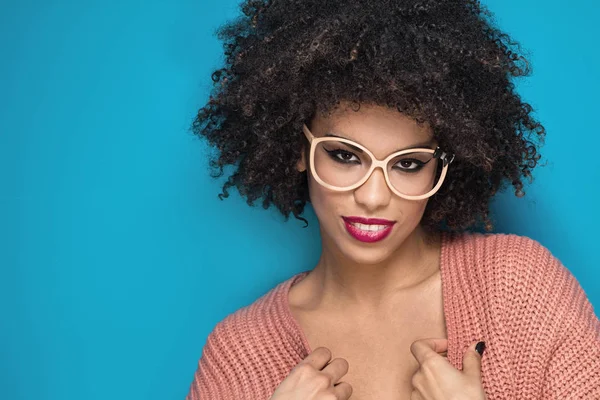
341, 216, 396, 243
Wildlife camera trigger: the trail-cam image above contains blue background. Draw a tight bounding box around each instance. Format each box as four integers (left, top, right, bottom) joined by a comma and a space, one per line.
1, 0, 598, 399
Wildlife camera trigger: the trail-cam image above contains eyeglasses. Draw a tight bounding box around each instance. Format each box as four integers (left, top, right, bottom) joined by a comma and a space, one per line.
302, 123, 455, 200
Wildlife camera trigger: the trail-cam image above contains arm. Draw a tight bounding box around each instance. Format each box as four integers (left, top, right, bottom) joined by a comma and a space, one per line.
186, 323, 238, 400
496, 235, 600, 398
540, 256, 600, 399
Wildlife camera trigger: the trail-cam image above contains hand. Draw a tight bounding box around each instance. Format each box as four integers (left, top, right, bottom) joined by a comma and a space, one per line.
409, 338, 487, 400
270, 347, 353, 400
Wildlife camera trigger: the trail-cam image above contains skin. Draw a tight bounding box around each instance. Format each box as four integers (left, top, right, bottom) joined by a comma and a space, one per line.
270, 101, 487, 399
296, 101, 442, 308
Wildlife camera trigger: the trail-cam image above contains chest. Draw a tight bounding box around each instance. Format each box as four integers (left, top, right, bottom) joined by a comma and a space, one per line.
292, 291, 447, 399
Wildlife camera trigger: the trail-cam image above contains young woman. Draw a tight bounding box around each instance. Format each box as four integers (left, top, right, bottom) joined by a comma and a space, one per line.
186, 0, 600, 399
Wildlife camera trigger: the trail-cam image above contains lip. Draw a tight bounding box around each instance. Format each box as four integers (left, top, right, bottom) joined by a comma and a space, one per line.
342, 216, 396, 225
341, 216, 396, 243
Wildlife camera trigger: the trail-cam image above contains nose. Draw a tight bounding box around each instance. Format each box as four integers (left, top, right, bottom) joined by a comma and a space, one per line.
353, 166, 392, 212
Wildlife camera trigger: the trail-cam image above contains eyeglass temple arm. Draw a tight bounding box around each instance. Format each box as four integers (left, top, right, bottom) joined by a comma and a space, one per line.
302, 124, 314, 142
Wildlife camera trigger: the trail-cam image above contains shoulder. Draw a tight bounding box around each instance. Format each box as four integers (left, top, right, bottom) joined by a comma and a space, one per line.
444, 230, 553, 260
188, 273, 309, 399
444, 231, 560, 281
203, 271, 309, 367
446, 231, 597, 328
208, 272, 304, 349
443, 231, 581, 312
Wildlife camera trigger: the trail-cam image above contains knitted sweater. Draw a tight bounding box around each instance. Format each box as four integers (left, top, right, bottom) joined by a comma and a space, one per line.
186, 232, 600, 399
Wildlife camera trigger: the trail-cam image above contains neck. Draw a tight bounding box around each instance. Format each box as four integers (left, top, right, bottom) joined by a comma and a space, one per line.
311, 225, 442, 311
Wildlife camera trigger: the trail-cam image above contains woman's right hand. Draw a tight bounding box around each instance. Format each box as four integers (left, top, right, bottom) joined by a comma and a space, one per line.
269, 347, 353, 400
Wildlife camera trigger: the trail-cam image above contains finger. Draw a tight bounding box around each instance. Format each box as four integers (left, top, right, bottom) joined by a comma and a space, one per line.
322, 357, 350, 384
463, 341, 485, 378
410, 338, 448, 365
332, 381, 353, 400
302, 347, 333, 370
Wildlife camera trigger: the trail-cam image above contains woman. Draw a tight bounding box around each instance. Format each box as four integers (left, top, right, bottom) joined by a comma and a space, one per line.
186, 0, 600, 399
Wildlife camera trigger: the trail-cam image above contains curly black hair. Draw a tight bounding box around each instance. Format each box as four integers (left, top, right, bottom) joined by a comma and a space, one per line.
191, 0, 545, 233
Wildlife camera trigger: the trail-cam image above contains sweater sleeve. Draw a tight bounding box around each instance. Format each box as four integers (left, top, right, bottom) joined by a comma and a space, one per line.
185, 320, 240, 400
495, 235, 600, 399
539, 252, 600, 398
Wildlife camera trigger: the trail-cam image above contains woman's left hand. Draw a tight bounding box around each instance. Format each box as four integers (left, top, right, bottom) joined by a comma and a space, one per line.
409, 338, 487, 400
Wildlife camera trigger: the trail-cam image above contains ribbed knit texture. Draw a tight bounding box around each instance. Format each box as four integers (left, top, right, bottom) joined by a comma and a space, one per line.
186, 232, 600, 399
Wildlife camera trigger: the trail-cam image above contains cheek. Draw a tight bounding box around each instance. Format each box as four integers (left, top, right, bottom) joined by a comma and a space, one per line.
398, 198, 428, 218
383, 198, 430, 228
403, 200, 430, 229
409, 198, 429, 214
307, 176, 341, 217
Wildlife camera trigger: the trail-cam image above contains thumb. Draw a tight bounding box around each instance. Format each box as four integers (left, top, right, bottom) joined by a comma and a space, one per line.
462, 341, 486, 378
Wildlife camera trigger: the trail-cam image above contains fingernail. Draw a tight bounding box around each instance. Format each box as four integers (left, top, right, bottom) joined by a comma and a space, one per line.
475, 341, 486, 356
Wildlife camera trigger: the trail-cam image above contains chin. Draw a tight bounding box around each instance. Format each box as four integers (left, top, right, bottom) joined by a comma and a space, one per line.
343, 249, 397, 265
330, 225, 415, 265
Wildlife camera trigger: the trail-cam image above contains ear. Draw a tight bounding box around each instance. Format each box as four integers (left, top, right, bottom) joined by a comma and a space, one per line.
296, 147, 307, 172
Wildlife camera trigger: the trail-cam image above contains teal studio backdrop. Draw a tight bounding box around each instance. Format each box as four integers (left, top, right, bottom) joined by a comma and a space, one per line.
1, 0, 599, 399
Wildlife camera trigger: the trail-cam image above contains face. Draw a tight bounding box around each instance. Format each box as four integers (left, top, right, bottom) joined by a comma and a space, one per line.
296, 101, 438, 265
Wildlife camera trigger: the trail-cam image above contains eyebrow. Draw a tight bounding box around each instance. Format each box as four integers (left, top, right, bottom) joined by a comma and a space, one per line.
325, 133, 435, 152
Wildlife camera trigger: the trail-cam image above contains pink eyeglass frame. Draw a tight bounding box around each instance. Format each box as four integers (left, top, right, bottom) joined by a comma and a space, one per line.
302, 123, 455, 200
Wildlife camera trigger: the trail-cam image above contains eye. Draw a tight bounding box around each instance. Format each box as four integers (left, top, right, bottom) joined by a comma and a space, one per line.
393, 159, 425, 171
324, 148, 361, 164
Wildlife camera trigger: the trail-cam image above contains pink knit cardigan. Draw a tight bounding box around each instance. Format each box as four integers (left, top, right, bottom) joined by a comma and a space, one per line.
186, 232, 600, 399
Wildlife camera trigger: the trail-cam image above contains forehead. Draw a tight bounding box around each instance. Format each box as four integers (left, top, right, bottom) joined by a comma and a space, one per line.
310, 102, 435, 156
